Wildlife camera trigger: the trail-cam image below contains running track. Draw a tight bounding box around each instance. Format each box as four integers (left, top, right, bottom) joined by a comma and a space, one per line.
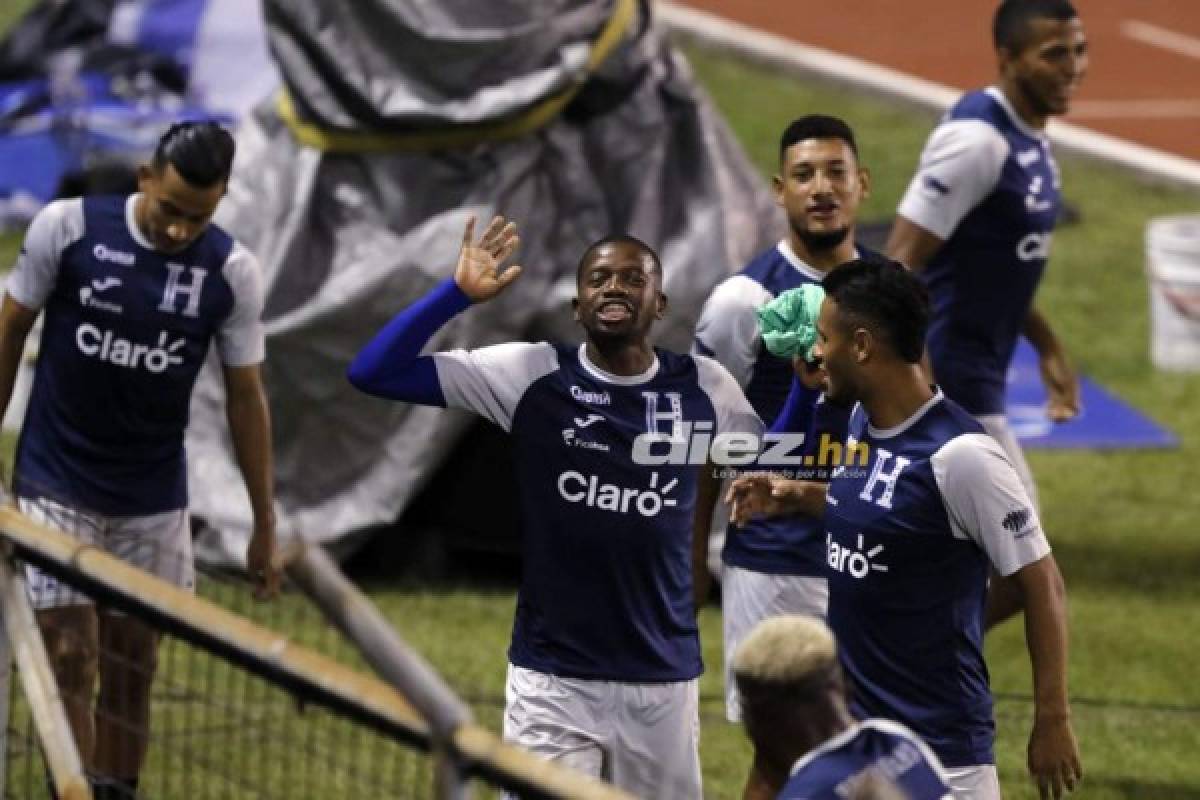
670, 0, 1200, 162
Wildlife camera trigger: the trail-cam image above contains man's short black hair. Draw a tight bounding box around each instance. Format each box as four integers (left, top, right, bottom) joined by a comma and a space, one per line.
821, 258, 929, 364
152, 121, 236, 188
577, 234, 662, 281
779, 115, 859, 164
993, 0, 1078, 52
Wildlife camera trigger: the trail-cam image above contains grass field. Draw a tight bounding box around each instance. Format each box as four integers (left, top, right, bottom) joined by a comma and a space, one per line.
2, 1, 1200, 796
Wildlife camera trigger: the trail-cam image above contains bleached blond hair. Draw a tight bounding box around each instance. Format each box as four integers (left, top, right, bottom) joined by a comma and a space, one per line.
732, 614, 837, 686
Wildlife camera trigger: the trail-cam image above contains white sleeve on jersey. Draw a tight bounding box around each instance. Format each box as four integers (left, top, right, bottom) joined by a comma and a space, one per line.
931, 433, 1050, 576
216, 242, 267, 366
896, 119, 1010, 241
694, 355, 764, 438
433, 342, 559, 432
6, 198, 85, 310
692, 275, 773, 389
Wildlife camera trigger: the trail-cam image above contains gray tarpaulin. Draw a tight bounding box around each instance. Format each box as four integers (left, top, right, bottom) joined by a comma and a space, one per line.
185, 0, 781, 563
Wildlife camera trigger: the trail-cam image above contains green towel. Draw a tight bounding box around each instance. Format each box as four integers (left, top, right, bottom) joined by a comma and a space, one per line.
756, 284, 825, 361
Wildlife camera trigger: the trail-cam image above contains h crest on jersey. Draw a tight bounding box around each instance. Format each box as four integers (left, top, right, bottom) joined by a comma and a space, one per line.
641, 391, 685, 439
858, 448, 911, 509
158, 264, 208, 318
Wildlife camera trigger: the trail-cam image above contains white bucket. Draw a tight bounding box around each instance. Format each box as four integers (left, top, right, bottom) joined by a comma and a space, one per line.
1147, 214, 1200, 371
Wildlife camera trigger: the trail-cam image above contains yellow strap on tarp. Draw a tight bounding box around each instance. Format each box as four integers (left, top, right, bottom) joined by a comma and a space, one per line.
277, 0, 637, 153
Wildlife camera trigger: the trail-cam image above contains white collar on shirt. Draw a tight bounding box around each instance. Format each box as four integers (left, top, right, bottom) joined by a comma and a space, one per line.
984, 86, 1047, 141
865, 388, 945, 439
777, 239, 862, 282
577, 343, 661, 385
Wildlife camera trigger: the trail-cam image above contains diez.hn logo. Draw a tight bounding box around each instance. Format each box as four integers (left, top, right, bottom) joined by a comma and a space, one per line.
632, 424, 869, 468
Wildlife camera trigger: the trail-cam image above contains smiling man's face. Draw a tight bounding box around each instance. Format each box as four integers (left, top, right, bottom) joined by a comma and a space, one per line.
573, 240, 665, 344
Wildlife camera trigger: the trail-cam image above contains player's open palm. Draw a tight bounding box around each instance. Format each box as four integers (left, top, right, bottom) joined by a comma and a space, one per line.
1029, 714, 1082, 799
454, 215, 522, 303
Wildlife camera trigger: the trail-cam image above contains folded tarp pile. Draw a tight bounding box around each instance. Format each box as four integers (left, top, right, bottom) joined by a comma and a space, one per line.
175, 0, 780, 562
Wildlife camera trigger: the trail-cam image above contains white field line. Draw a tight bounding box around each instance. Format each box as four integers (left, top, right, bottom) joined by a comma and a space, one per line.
658, 1, 1200, 189
1122, 20, 1200, 61
1069, 99, 1200, 119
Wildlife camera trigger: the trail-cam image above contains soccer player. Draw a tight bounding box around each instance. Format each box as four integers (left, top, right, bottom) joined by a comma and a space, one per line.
0, 122, 278, 799
691, 116, 877, 737
733, 614, 951, 800
728, 260, 1082, 800
348, 216, 762, 797
886, 0, 1089, 623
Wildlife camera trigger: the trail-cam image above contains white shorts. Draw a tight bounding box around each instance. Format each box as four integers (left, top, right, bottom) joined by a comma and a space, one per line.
722, 565, 828, 722
18, 495, 195, 610
503, 664, 702, 799
942, 764, 1001, 800
975, 414, 1039, 512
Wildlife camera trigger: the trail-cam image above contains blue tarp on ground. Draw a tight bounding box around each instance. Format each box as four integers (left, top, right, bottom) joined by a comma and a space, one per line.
0, 0, 276, 227
1006, 339, 1177, 449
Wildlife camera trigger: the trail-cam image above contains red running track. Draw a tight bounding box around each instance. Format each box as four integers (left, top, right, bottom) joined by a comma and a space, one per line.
672, 0, 1200, 162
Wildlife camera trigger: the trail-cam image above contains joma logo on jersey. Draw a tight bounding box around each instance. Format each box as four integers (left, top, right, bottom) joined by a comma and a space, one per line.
79, 278, 123, 314
827, 533, 888, 579
76, 324, 185, 373
557, 470, 678, 517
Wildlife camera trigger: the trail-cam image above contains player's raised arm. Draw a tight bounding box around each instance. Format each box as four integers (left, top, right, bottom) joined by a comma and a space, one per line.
346, 215, 521, 403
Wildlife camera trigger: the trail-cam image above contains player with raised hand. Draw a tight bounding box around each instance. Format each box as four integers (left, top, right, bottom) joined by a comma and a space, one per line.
349, 216, 762, 797
0, 121, 278, 799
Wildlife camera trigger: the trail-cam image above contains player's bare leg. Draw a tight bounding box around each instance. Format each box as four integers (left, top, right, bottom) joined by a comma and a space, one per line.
93, 611, 159, 792
37, 606, 100, 768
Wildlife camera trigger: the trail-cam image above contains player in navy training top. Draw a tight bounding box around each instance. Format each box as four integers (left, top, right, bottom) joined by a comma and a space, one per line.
691, 117, 874, 754
348, 217, 762, 797
732, 615, 950, 800
728, 260, 1082, 800
886, 0, 1090, 627
0, 122, 278, 799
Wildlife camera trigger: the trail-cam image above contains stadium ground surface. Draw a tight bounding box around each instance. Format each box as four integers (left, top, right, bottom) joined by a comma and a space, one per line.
671, 0, 1200, 162
2, 1, 1200, 797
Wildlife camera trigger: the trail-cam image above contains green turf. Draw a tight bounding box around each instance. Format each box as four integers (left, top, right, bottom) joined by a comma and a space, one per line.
685, 41, 1200, 799
2, 0, 1200, 794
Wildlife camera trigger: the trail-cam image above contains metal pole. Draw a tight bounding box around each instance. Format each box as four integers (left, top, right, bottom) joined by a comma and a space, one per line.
0, 555, 91, 800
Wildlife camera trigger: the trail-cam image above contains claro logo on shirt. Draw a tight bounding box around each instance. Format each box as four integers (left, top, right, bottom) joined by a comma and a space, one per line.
827, 533, 889, 579
1016, 231, 1053, 262
556, 470, 678, 517
75, 323, 185, 373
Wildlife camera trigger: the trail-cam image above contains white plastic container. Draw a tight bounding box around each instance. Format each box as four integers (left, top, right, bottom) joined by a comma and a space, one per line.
1147, 214, 1200, 371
